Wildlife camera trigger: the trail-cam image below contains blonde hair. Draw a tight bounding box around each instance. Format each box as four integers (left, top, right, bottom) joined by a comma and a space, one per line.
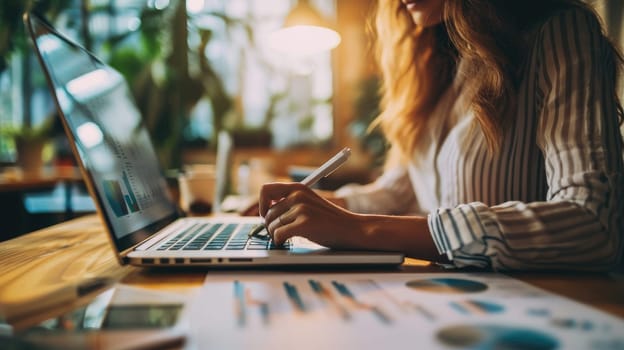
373, 2, 456, 163
373, 0, 623, 163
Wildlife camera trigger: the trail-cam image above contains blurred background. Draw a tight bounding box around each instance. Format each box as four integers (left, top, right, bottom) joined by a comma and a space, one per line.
0, 0, 622, 239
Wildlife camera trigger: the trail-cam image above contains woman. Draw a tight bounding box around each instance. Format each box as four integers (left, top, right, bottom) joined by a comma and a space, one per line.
258, 0, 624, 270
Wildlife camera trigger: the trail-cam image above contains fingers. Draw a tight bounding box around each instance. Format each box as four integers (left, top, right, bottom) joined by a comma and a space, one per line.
264, 194, 296, 225
272, 215, 305, 246
260, 183, 314, 244
259, 182, 308, 217
266, 205, 296, 234
259, 182, 336, 246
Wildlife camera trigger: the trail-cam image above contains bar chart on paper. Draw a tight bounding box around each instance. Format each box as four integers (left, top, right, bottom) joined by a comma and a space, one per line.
190, 273, 624, 350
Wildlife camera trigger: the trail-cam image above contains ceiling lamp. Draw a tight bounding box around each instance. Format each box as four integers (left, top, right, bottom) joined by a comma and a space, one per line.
268, 0, 341, 56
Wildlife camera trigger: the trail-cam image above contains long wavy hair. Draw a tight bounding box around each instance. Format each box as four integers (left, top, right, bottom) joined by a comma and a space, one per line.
373, 0, 623, 163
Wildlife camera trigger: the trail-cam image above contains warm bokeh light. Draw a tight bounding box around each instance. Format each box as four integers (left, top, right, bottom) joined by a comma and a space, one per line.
268, 25, 340, 56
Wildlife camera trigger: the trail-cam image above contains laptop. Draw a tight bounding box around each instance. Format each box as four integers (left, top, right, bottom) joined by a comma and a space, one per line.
24, 12, 404, 268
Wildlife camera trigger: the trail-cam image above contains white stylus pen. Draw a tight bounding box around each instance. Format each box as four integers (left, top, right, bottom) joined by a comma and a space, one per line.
248, 147, 352, 239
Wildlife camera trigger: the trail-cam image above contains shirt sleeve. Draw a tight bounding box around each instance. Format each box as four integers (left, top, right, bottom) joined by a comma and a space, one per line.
427, 8, 624, 270
335, 166, 420, 215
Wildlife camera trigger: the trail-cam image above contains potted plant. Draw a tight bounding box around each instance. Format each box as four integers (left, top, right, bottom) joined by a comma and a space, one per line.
0, 1, 71, 169
1, 116, 54, 174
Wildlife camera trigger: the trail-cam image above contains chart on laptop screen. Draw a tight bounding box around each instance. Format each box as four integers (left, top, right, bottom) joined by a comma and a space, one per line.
190, 273, 624, 349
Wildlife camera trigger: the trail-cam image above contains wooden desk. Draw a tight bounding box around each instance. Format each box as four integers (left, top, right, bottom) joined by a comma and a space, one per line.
1, 214, 623, 333
0, 166, 83, 193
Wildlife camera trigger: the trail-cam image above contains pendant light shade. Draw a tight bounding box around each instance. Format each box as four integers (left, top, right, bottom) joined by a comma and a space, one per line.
268, 0, 341, 56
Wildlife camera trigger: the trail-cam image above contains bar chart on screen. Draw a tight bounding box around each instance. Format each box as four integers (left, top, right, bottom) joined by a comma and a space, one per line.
189, 273, 624, 350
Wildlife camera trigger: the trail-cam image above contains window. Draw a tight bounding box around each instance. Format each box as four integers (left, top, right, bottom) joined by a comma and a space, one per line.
0, 0, 337, 166
186, 0, 337, 148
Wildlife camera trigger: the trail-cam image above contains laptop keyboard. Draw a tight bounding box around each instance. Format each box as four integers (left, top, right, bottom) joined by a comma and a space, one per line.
157, 223, 291, 251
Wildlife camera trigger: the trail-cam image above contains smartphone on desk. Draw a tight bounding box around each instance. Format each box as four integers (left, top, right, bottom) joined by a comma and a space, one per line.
10, 285, 188, 350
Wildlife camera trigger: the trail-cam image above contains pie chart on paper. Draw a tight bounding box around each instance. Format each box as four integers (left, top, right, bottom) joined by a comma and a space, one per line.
405, 278, 488, 294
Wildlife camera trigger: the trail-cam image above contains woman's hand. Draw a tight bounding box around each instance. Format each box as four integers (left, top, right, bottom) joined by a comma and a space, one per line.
259, 182, 361, 247
258, 182, 443, 261
239, 190, 347, 217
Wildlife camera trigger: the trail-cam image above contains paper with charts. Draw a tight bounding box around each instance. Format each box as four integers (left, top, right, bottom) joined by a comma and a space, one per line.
188, 273, 624, 349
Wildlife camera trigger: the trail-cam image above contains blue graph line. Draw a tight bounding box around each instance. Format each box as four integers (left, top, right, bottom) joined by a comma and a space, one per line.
283, 282, 306, 312
234, 280, 246, 327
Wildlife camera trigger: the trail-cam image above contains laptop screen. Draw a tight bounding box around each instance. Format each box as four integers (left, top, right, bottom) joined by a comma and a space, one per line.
26, 13, 179, 254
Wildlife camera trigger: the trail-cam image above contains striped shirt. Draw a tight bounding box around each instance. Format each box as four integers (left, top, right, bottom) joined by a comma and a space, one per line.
336, 7, 624, 271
